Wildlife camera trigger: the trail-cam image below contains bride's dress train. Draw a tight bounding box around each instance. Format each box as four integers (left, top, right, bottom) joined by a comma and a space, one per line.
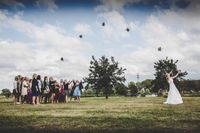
164, 78, 183, 104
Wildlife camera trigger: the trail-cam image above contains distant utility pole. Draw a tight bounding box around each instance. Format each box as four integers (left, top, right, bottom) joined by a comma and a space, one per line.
136, 73, 139, 83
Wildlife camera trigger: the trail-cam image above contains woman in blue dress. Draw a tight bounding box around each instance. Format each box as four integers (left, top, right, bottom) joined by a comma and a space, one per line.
73, 80, 81, 102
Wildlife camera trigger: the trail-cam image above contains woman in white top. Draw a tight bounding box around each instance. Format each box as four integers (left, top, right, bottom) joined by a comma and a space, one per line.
164, 70, 183, 105
21, 77, 28, 104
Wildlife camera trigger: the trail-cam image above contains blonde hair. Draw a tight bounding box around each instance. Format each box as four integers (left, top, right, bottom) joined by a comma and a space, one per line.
32, 73, 37, 79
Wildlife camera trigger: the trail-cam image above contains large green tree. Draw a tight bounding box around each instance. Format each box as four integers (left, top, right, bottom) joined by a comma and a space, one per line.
115, 83, 128, 96
128, 81, 138, 95
141, 79, 153, 89
153, 57, 187, 92
84, 56, 126, 99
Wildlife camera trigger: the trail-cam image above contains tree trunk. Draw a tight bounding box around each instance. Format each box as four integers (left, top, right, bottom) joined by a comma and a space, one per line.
96, 89, 99, 97
105, 88, 108, 99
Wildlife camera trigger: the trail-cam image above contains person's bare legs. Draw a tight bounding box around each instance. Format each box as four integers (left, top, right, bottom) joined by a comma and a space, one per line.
32, 96, 36, 105
13, 96, 17, 105
70, 96, 73, 102
51, 94, 55, 104
18, 95, 21, 104
36, 96, 40, 105
77, 96, 80, 103
65, 95, 68, 103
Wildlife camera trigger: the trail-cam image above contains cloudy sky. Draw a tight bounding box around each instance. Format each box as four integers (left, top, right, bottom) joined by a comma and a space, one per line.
0, 0, 200, 89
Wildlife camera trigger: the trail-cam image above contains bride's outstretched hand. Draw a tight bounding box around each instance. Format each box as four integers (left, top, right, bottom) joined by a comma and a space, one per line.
178, 70, 181, 74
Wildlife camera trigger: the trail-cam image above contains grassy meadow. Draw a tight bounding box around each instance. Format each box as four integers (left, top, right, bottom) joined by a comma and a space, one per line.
0, 96, 200, 133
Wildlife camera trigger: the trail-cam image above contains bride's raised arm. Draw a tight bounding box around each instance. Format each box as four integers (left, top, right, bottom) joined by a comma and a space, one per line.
172, 70, 181, 79
165, 70, 171, 75
169, 71, 173, 75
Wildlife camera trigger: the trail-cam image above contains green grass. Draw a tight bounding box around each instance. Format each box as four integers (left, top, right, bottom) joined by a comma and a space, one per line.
0, 96, 200, 133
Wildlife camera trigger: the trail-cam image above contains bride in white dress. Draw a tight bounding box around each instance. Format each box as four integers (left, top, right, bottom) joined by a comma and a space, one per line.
164, 70, 183, 105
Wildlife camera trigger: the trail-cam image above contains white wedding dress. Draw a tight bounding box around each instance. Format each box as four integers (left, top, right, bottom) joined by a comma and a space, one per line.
164, 78, 183, 104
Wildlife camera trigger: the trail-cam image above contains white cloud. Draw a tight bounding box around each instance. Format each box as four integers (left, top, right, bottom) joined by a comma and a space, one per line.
0, 10, 83, 50
95, 0, 139, 41
98, 10, 135, 40
0, 11, 92, 89
74, 23, 93, 35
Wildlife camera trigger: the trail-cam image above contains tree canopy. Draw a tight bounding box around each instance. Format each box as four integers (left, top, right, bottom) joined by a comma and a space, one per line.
128, 81, 138, 95
84, 56, 126, 99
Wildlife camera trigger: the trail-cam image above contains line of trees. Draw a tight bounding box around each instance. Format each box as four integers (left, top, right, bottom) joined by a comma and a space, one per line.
2, 79, 199, 98
179, 80, 200, 92
1, 56, 199, 99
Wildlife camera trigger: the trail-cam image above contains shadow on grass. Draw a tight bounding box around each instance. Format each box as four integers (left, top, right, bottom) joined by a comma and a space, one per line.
1, 127, 199, 133
0, 115, 199, 133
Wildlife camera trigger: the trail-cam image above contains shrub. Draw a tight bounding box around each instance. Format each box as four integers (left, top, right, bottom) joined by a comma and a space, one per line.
1, 89, 11, 98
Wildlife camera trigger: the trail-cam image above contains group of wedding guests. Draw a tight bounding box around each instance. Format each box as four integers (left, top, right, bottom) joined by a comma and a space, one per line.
12, 74, 83, 105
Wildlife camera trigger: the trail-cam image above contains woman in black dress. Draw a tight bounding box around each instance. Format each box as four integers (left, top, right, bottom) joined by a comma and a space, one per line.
37, 75, 42, 104
31, 74, 39, 105
64, 80, 69, 103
